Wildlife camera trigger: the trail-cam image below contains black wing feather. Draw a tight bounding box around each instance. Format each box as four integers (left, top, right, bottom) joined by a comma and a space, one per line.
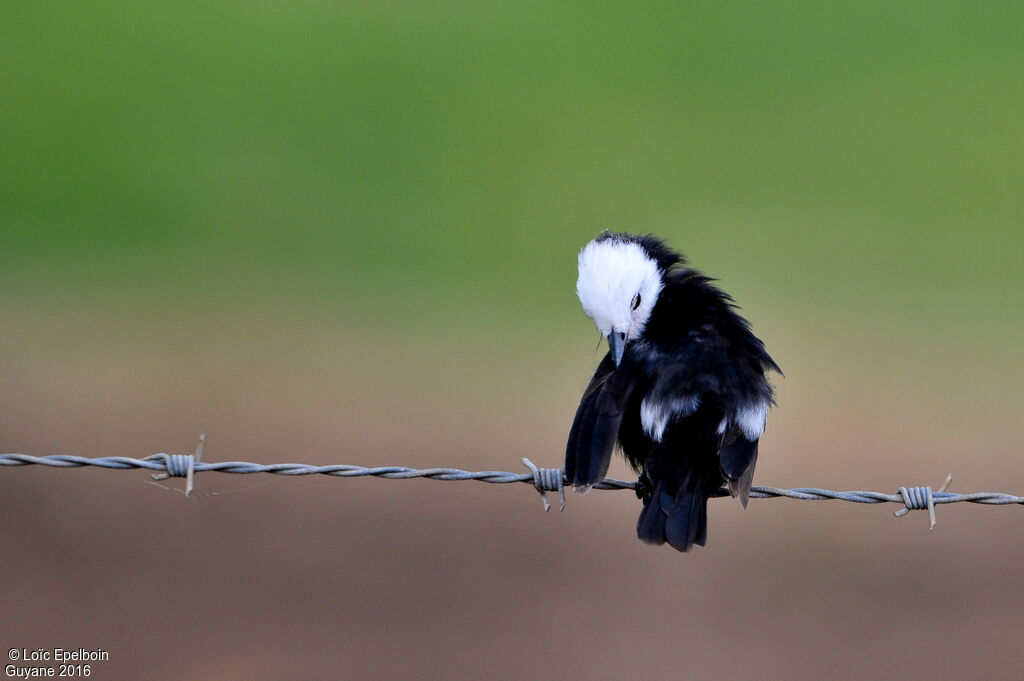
565, 354, 636, 491
565, 382, 598, 484
720, 435, 759, 507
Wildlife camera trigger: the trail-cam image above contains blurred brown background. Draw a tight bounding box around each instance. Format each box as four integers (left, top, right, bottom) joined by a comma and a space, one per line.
3, 2, 1023, 679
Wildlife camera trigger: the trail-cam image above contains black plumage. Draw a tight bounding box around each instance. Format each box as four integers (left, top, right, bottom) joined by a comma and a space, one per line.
566, 232, 780, 551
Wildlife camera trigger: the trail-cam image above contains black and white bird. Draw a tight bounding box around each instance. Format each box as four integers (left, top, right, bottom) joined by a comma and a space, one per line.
566, 231, 780, 552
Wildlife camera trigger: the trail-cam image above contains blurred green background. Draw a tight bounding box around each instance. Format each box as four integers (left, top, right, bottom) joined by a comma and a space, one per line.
2, 2, 1023, 679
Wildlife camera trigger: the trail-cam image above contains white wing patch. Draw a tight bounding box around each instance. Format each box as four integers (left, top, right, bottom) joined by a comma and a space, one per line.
640, 395, 701, 442
734, 400, 768, 441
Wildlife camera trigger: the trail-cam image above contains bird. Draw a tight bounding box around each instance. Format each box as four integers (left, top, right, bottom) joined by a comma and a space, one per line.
566, 231, 780, 551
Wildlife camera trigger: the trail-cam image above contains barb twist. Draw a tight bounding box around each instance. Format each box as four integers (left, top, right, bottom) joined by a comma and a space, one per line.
144, 433, 205, 497
894, 475, 952, 529
522, 458, 566, 511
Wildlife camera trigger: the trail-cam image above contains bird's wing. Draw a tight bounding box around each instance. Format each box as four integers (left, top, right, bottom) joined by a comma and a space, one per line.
565, 354, 636, 492
719, 435, 758, 507
642, 333, 770, 507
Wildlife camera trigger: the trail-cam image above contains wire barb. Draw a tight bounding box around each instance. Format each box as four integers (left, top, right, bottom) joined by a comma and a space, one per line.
894, 474, 953, 530
144, 432, 205, 497
522, 458, 566, 511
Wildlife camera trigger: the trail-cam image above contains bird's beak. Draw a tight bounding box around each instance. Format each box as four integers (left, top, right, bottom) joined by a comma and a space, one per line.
607, 331, 627, 367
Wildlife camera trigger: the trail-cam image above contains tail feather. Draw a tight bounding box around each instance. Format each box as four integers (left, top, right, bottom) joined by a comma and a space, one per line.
636, 482, 669, 546
636, 478, 709, 552
665, 488, 708, 551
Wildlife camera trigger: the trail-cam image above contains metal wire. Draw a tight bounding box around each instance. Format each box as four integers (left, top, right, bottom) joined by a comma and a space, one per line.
2, 451, 1022, 527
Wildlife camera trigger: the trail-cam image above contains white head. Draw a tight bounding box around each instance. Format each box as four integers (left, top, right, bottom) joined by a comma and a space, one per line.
576, 235, 664, 365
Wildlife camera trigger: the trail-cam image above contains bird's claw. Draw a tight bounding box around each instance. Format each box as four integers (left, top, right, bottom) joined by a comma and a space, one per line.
635, 470, 653, 502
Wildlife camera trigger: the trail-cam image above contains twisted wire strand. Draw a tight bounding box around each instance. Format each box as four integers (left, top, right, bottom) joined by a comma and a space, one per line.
0, 453, 635, 487
2, 453, 1022, 526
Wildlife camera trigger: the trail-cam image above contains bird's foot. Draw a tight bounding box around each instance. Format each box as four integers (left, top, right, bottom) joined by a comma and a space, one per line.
635, 470, 653, 502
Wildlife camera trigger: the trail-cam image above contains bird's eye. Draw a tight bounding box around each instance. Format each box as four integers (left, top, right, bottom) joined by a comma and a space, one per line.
631, 294, 641, 311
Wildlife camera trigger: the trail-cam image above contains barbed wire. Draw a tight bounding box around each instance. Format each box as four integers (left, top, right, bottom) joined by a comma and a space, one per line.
2, 438, 1022, 529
